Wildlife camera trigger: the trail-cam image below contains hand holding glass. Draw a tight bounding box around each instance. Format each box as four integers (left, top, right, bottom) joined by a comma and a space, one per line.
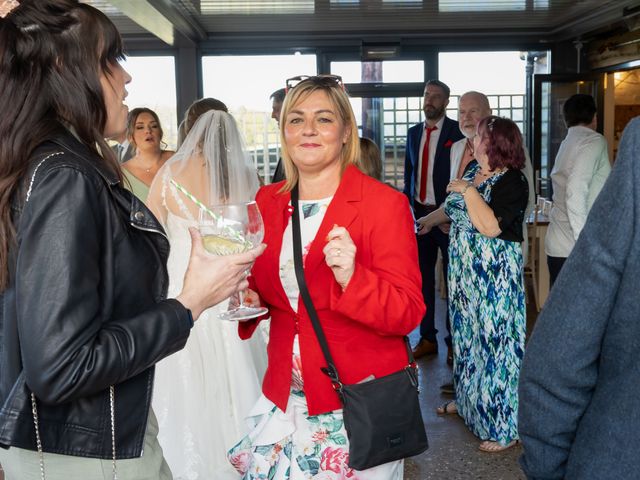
198, 202, 268, 321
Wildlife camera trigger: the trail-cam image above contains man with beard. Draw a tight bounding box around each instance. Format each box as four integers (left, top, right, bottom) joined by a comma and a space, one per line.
452, 91, 534, 210
451, 91, 491, 180
404, 79, 463, 359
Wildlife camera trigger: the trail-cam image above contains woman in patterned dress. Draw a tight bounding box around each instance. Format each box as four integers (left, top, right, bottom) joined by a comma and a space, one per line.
227, 75, 425, 479
417, 116, 528, 453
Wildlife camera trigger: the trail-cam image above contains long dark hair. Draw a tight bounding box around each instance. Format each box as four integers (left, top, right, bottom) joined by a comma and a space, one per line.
0, 0, 125, 290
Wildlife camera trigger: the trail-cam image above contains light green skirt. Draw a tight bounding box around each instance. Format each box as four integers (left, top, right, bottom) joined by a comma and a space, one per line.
0, 409, 171, 480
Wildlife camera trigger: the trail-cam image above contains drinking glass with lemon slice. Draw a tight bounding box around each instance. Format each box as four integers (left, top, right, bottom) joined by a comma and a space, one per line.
198, 202, 268, 321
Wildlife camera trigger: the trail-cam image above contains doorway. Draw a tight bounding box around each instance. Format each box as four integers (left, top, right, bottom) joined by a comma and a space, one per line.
611, 68, 640, 160
533, 73, 605, 197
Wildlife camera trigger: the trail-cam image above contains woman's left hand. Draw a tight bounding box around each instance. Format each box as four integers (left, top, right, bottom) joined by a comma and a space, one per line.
323, 224, 356, 290
447, 178, 471, 194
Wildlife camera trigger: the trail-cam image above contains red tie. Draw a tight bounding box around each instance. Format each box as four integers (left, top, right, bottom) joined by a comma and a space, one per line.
419, 125, 438, 204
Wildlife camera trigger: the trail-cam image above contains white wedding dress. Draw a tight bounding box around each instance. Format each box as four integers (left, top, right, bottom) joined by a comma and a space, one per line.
148, 109, 267, 479
152, 190, 267, 479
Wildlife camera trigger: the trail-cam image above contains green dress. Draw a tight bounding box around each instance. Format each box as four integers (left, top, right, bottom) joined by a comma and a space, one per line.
122, 168, 150, 202
444, 161, 527, 445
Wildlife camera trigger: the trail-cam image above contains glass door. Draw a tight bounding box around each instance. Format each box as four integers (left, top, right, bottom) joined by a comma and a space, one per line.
533, 73, 604, 197
331, 60, 426, 190
344, 94, 424, 188
120, 56, 178, 149
202, 54, 317, 183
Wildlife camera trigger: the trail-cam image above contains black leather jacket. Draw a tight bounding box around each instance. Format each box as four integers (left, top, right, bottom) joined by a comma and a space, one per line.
0, 128, 192, 459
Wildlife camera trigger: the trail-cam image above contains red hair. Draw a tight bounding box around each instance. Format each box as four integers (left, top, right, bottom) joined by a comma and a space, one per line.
477, 116, 525, 170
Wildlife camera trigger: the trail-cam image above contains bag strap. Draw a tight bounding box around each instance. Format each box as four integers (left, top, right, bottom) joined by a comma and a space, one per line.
290, 185, 416, 391
25, 151, 117, 480
291, 184, 342, 388
30, 388, 117, 480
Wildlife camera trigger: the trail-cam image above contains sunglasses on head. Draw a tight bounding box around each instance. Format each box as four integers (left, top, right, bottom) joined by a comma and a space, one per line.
285, 74, 344, 94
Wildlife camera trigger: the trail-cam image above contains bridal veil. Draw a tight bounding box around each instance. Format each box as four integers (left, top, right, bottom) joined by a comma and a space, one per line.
147, 109, 260, 225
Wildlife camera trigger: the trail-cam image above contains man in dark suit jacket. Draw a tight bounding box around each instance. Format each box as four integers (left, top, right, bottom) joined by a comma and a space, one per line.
404, 79, 463, 359
270, 88, 286, 183
109, 131, 134, 163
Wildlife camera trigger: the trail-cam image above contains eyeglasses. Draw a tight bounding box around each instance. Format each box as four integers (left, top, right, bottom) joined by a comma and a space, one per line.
285, 74, 344, 94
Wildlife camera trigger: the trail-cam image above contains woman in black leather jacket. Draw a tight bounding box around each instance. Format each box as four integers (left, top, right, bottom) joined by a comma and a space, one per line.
0, 1, 264, 478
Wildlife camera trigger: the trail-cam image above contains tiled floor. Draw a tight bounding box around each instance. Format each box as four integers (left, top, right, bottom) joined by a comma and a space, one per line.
0, 298, 535, 480
404, 295, 530, 480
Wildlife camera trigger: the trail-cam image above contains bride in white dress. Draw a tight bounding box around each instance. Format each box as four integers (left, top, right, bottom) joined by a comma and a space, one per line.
147, 109, 268, 479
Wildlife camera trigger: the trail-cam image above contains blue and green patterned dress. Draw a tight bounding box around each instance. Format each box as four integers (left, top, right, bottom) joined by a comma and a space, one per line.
444, 162, 526, 445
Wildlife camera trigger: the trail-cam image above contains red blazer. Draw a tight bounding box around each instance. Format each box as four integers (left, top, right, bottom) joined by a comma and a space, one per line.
240, 165, 425, 415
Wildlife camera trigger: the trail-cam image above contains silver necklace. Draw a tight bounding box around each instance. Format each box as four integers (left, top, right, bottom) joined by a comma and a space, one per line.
134, 154, 159, 173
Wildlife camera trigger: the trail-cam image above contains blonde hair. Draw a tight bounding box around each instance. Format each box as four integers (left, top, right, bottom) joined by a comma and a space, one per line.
358, 137, 383, 180
279, 79, 360, 191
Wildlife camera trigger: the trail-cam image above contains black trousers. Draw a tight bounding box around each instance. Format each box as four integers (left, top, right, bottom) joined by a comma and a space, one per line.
413, 202, 451, 346
547, 255, 567, 288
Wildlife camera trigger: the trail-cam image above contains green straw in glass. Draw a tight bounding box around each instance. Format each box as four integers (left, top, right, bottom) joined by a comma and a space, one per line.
170, 179, 216, 218
169, 179, 249, 247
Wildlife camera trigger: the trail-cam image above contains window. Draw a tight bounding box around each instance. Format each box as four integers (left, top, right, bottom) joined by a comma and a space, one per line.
439, 0, 526, 12
326, 60, 426, 189
344, 95, 423, 189
331, 60, 424, 83
120, 56, 178, 149
202, 54, 317, 182
439, 51, 526, 131
201, 1, 314, 14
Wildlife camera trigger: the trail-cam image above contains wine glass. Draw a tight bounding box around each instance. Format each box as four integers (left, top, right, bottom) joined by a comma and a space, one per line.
198, 201, 268, 321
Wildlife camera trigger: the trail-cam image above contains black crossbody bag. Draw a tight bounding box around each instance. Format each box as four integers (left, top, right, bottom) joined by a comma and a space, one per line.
290, 185, 429, 471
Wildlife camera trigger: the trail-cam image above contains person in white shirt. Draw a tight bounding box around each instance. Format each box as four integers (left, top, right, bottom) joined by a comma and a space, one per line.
545, 94, 611, 285
450, 91, 489, 179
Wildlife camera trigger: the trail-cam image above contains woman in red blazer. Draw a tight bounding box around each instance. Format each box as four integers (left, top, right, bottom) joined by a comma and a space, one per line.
228, 75, 425, 479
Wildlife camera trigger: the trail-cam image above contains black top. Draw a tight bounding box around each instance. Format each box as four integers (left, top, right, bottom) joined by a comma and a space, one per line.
272, 158, 285, 183
488, 168, 529, 242
0, 128, 192, 458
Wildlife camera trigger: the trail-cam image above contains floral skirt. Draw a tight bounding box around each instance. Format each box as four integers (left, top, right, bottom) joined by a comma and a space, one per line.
228, 389, 403, 480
